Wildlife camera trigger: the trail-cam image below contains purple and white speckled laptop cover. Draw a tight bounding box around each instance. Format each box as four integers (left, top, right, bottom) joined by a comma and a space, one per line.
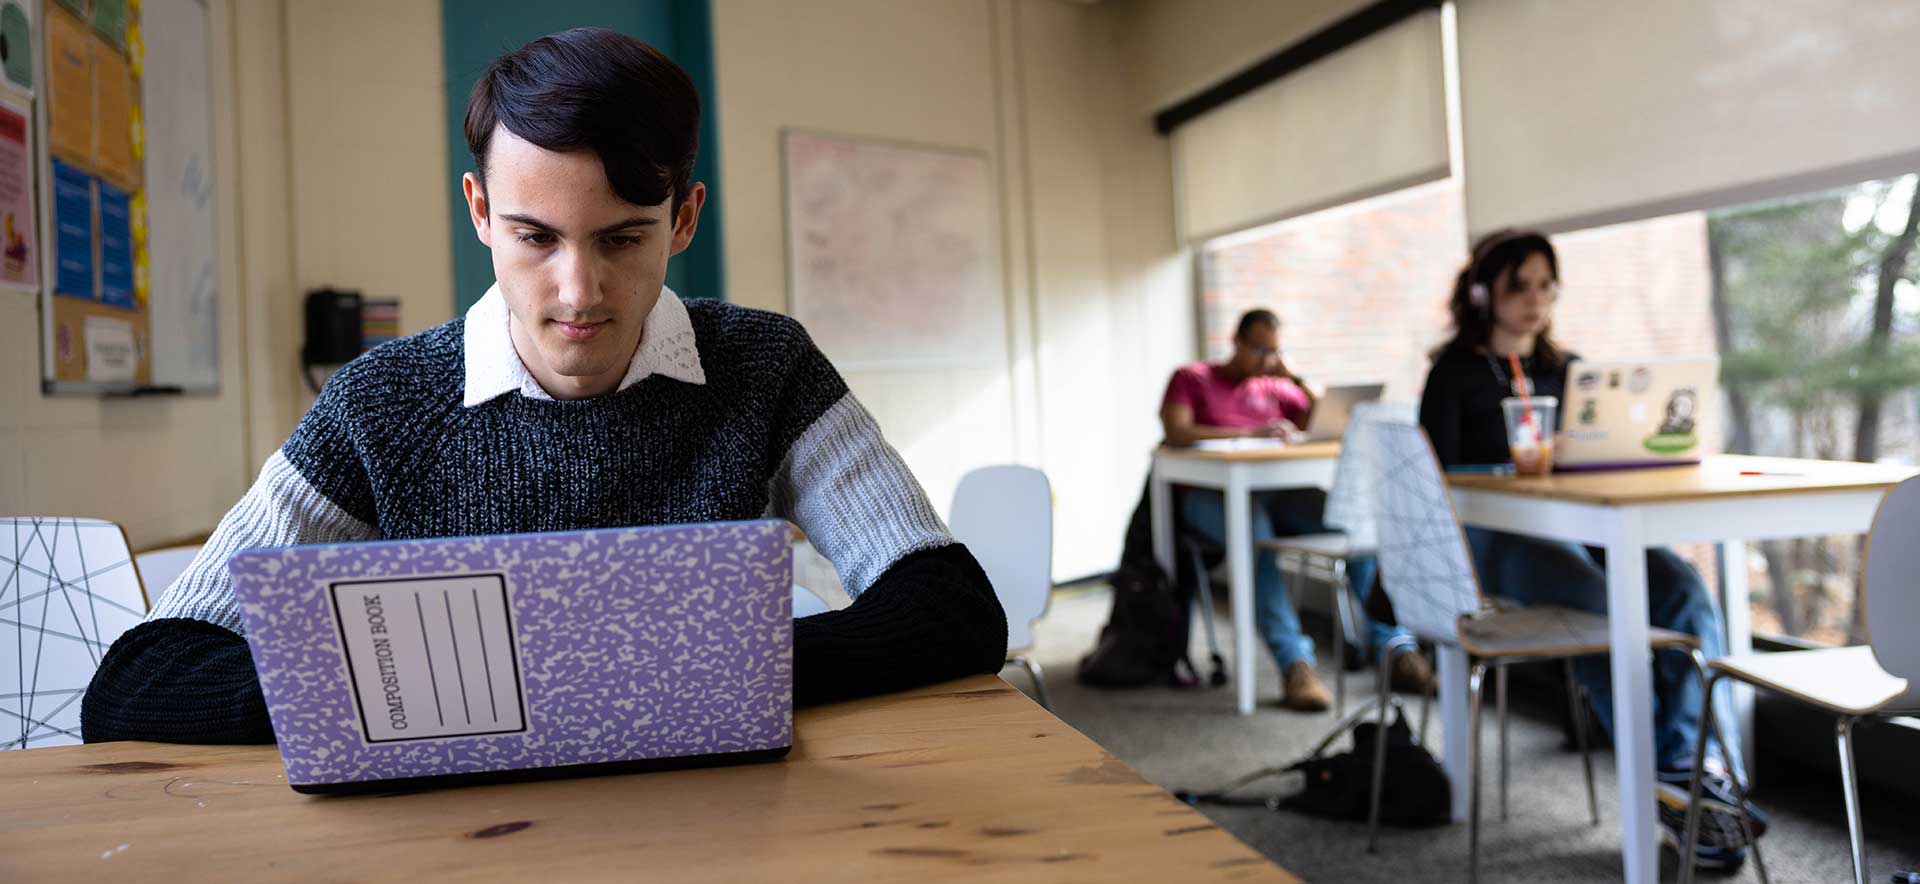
228, 520, 793, 792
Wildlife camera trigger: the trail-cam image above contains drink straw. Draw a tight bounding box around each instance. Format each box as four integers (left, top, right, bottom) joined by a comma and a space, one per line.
1507, 353, 1535, 429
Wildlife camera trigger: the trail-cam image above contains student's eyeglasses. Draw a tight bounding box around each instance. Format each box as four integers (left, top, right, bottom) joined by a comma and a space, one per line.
1502, 281, 1561, 302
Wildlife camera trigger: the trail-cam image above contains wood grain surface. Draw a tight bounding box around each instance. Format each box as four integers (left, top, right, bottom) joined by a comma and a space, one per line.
1445, 455, 1916, 506
0, 676, 1295, 883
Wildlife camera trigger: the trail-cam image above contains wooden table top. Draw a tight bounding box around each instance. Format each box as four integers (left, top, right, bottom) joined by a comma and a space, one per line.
0, 677, 1294, 883
1445, 455, 1918, 506
1156, 440, 1341, 463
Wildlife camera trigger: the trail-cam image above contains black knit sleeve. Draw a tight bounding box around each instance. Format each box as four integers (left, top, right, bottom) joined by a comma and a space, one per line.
791, 543, 1009, 707
81, 619, 274, 745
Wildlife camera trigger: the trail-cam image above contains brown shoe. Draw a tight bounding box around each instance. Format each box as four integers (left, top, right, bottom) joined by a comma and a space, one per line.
1389, 649, 1433, 695
1280, 661, 1333, 712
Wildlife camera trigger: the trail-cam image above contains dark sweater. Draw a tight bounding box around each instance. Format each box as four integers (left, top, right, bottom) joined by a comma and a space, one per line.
1417, 347, 1574, 467
82, 299, 1008, 744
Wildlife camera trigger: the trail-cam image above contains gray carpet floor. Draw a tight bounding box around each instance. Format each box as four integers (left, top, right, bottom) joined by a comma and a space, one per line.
1010, 580, 1920, 883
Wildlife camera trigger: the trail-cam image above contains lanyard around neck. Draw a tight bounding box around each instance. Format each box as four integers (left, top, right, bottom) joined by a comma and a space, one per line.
1483, 353, 1531, 397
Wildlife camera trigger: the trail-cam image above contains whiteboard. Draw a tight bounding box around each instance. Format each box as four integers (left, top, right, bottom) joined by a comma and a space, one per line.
782, 130, 1006, 370
140, 0, 218, 391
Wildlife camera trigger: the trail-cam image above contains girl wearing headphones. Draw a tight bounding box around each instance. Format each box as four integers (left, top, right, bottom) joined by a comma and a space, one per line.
1417, 230, 1764, 872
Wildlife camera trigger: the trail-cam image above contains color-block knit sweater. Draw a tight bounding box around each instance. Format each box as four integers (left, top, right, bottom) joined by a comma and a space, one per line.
82, 298, 1007, 743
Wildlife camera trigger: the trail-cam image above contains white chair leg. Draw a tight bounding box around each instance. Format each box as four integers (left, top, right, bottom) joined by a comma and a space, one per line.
1837, 716, 1869, 884
1468, 661, 1489, 884
1497, 661, 1509, 823
1008, 655, 1052, 711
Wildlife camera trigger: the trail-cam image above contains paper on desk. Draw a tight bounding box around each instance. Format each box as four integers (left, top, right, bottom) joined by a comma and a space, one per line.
1192, 437, 1289, 452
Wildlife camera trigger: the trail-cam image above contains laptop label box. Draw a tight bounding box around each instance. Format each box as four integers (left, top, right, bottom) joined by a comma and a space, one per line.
330, 575, 527, 743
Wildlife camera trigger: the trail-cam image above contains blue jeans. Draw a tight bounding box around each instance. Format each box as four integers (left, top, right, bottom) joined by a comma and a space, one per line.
1179, 487, 1409, 670
1463, 527, 1744, 774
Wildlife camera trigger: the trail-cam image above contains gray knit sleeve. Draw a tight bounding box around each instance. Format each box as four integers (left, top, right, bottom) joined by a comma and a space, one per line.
771, 392, 954, 598
146, 451, 379, 633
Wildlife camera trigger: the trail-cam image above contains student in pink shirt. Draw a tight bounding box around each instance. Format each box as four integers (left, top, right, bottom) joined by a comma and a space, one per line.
1160, 310, 1426, 711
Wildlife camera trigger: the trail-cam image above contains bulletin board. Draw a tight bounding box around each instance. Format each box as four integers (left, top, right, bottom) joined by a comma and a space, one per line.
32, 0, 218, 395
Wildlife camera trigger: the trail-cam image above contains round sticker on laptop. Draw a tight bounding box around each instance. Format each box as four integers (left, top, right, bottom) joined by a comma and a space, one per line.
1627, 366, 1653, 394
1643, 387, 1700, 454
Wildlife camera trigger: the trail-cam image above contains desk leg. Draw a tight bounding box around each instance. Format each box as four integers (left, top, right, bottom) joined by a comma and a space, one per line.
1438, 644, 1471, 823
1607, 512, 1658, 884
1226, 470, 1256, 716
1716, 540, 1756, 779
1150, 469, 1173, 582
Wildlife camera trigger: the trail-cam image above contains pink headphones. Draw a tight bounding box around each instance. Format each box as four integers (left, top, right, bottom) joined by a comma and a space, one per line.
1464, 231, 1530, 314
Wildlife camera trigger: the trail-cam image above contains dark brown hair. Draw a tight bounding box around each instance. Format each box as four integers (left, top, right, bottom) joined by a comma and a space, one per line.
1235, 308, 1280, 340
1434, 229, 1566, 368
464, 28, 700, 211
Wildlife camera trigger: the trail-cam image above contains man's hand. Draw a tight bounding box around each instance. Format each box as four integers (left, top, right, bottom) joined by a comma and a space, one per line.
1259, 418, 1301, 439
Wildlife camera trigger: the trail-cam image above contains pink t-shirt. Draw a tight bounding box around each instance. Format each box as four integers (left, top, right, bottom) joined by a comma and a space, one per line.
1161, 362, 1311, 431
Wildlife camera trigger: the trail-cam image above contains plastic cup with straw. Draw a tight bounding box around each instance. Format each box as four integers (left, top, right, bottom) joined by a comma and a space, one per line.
1500, 353, 1556, 476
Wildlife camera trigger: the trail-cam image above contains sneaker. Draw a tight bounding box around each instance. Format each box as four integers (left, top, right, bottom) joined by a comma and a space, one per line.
1654, 766, 1769, 851
1387, 649, 1432, 694
1659, 825, 1748, 876
1280, 661, 1332, 712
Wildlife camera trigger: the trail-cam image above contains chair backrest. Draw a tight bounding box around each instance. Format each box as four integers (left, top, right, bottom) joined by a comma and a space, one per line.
1365, 418, 1485, 644
1323, 400, 1416, 550
2, 517, 150, 749
1863, 475, 1920, 709
948, 465, 1052, 652
134, 544, 202, 602
790, 539, 843, 618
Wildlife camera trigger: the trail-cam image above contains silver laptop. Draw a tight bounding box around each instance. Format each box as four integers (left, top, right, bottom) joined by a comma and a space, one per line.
1556, 357, 1717, 471
1303, 383, 1386, 442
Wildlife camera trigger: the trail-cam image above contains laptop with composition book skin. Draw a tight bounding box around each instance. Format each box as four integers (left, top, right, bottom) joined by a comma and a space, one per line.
228, 519, 794, 794
1555, 356, 1718, 471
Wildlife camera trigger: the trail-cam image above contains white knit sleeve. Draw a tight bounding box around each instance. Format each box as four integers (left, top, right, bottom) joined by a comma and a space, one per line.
769, 392, 954, 598
147, 450, 379, 633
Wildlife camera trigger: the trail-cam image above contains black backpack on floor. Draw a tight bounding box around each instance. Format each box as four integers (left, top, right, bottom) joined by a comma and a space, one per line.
1283, 710, 1451, 827
1077, 482, 1219, 689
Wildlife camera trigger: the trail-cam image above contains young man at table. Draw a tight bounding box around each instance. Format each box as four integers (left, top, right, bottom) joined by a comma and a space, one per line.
81, 28, 1007, 744
1419, 230, 1766, 871
1160, 309, 1428, 712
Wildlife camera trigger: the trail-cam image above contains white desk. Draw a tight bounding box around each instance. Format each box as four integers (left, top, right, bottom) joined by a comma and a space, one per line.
1149, 442, 1341, 715
1446, 455, 1916, 884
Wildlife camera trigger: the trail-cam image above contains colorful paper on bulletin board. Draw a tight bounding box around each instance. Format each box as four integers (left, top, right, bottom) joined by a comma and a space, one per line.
98, 181, 131, 307
51, 157, 94, 299
90, 0, 125, 48
0, 100, 37, 290
130, 189, 146, 305
46, 5, 92, 163
50, 298, 148, 385
0, 0, 32, 94
83, 314, 135, 383
91, 36, 135, 186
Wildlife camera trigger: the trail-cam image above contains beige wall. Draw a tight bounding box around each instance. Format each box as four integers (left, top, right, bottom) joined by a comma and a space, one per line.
711, 0, 1028, 555
0, 0, 452, 550
8, 0, 1340, 577
713, 0, 1209, 579
284, 0, 455, 342
0, 0, 279, 549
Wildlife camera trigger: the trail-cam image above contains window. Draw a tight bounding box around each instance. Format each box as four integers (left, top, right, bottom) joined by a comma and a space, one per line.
1709, 173, 1920, 645
1196, 178, 1463, 403
1200, 172, 1920, 647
